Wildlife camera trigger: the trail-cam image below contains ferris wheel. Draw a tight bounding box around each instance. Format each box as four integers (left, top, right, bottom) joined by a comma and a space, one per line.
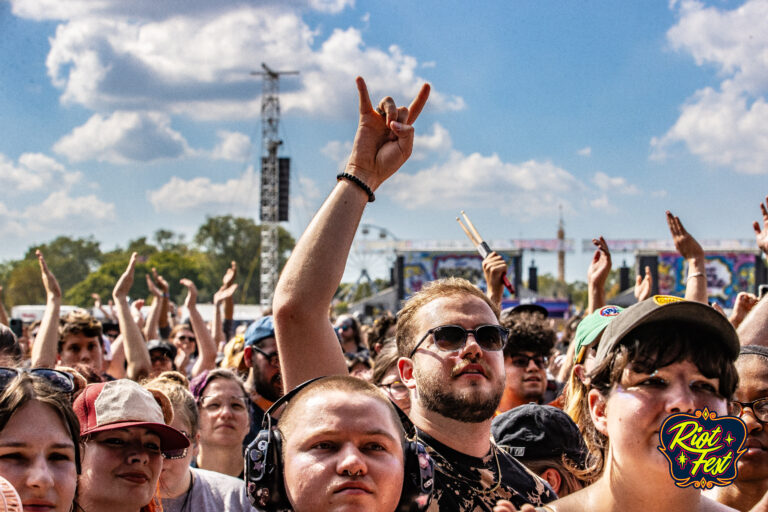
343, 223, 399, 302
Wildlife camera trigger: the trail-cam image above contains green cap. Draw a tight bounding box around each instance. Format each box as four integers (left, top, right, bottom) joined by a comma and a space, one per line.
573, 305, 624, 364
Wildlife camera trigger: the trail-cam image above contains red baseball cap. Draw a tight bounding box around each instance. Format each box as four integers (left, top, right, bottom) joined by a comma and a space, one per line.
74, 379, 189, 454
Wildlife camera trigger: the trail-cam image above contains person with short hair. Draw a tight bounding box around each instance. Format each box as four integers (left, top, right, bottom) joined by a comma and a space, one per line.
705, 345, 768, 511
497, 313, 557, 412
242, 316, 283, 447
273, 77, 554, 510
248, 375, 432, 512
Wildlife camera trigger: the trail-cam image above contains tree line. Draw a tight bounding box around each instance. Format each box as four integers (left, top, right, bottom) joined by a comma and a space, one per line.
0, 215, 295, 308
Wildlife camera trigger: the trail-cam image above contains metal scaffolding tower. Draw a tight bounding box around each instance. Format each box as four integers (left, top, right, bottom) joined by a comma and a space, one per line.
251, 63, 298, 307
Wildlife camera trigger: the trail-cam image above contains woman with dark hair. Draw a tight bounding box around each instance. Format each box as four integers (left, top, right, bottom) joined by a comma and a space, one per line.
508, 297, 741, 512
334, 314, 364, 354
0, 369, 80, 512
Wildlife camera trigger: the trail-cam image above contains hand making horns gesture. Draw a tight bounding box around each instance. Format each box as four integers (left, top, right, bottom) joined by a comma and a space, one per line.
345, 76, 430, 192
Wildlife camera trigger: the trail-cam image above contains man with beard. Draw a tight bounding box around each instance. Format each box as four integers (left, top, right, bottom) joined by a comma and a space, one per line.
273, 77, 554, 510
242, 315, 283, 447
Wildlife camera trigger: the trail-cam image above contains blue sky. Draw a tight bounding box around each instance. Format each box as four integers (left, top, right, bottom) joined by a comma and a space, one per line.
1, 0, 767, 283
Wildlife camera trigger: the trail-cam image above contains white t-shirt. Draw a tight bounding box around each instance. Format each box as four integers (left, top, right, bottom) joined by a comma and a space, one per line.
162, 467, 256, 512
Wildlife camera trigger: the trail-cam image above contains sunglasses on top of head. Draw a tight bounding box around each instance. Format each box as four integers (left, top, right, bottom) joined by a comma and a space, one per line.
409, 324, 508, 358
0, 367, 76, 394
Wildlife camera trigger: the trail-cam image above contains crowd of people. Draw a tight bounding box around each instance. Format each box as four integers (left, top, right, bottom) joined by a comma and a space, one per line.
0, 76, 767, 511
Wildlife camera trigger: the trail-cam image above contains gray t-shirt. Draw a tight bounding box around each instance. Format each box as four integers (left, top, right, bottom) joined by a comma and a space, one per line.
162, 467, 256, 512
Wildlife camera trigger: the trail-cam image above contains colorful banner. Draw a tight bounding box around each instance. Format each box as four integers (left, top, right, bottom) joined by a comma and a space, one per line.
401, 251, 518, 298
657, 252, 756, 308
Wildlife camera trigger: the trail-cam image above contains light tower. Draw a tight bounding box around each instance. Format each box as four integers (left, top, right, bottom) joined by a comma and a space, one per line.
251, 63, 298, 307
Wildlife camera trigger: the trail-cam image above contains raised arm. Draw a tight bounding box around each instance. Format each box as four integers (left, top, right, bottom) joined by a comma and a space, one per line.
666, 211, 707, 304
587, 237, 611, 313
112, 253, 151, 380
91, 293, 115, 322
143, 271, 164, 341
221, 261, 237, 341
482, 252, 508, 310
31, 250, 62, 368
634, 265, 653, 303
273, 76, 430, 390
181, 278, 217, 377
737, 195, 768, 346
213, 283, 238, 351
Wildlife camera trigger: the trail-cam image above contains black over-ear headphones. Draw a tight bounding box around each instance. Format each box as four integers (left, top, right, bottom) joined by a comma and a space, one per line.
245, 377, 434, 511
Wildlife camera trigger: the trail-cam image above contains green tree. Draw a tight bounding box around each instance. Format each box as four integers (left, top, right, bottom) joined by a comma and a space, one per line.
3, 259, 45, 307
65, 251, 211, 307
194, 215, 295, 303
25, 236, 103, 293
154, 229, 188, 253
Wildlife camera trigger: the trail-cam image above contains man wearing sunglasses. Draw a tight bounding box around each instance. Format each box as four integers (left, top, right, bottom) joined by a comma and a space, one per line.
497, 313, 557, 413
242, 315, 283, 448
273, 77, 554, 510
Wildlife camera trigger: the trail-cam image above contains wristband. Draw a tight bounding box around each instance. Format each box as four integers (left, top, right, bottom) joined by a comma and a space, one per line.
163, 293, 170, 298
337, 172, 375, 202
686, 272, 704, 282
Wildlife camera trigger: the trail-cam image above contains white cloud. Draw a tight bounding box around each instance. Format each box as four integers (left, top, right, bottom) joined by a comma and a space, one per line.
577, 146, 592, 157
0, 190, 115, 236
387, 150, 584, 218
653, 0, 768, 174
29, 3, 461, 120
651, 86, 768, 174
321, 140, 353, 168
591, 171, 640, 195
413, 123, 452, 160
308, 0, 354, 14
53, 111, 192, 164
590, 194, 617, 213
147, 166, 259, 213
0, 152, 82, 192
211, 130, 252, 161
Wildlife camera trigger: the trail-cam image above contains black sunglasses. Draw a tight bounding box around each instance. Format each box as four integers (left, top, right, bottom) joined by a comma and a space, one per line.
508, 354, 548, 369
409, 324, 508, 358
0, 367, 75, 394
729, 398, 768, 423
252, 347, 279, 368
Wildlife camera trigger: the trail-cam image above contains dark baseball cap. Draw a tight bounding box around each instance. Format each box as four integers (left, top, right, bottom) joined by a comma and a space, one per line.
492, 404, 587, 466
147, 339, 177, 360
594, 295, 740, 366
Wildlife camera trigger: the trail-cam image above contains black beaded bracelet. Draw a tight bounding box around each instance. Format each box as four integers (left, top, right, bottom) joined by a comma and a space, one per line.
337, 172, 375, 202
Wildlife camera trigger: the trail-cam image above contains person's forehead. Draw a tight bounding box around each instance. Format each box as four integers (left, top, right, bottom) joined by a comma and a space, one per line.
735, 356, 768, 394
415, 294, 497, 331
64, 332, 99, 345
289, 391, 399, 438
202, 378, 243, 397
